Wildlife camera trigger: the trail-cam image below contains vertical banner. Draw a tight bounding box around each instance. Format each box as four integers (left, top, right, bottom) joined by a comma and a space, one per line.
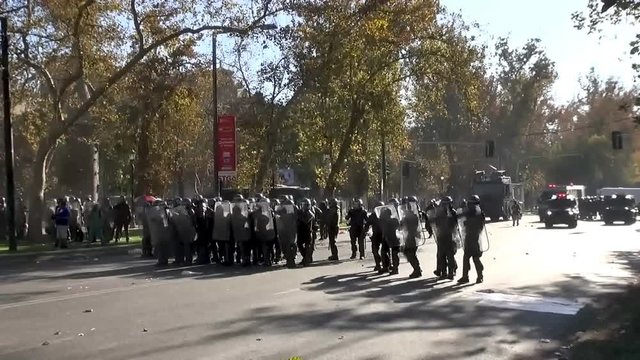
216, 114, 237, 183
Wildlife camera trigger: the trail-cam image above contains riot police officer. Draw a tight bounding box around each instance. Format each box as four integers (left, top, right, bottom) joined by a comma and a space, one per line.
381, 198, 401, 275
326, 198, 341, 261
458, 195, 485, 284
366, 201, 384, 271
401, 196, 423, 278
194, 196, 211, 264
297, 198, 315, 266
435, 196, 458, 280
346, 198, 368, 260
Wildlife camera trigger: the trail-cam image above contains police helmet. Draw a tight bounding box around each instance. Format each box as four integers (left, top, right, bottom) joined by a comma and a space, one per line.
271, 198, 281, 206
388, 198, 399, 207
374, 200, 384, 208
258, 197, 271, 205
469, 195, 481, 204
329, 198, 338, 207
301, 198, 311, 208
408, 195, 418, 203
440, 196, 453, 204
353, 198, 363, 207
233, 194, 244, 202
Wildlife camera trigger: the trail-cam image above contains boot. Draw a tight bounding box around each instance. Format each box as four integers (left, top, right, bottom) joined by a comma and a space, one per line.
409, 270, 422, 279
457, 276, 470, 284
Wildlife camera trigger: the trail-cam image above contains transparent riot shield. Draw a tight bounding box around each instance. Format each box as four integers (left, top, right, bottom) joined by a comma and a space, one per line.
457, 204, 489, 252
168, 205, 196, 244
254, 202, 275, 242
375, 205, 402, 247
212, 201, 231, 242
432, 205, 462, 249
231, 202, 251, 242
399, 203, 423, 248
275, 204, 297, 245
147, 205, 170, 247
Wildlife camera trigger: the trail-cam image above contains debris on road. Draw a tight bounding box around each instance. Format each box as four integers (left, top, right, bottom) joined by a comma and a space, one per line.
338, 336, 344, 340
42, 341, 50, 346
142, 328, 148, 332
90, 328, 96, 331
53, 331, 61, 335
83, 309, 94, 313
256, 338, 262, 341
77, 333, 85, 337
181, 270, 202, 276
539, 338, 551, 343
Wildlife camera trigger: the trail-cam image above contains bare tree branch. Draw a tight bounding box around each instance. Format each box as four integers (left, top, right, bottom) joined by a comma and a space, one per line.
58, 0, 96, 99
130, 0, 144, 52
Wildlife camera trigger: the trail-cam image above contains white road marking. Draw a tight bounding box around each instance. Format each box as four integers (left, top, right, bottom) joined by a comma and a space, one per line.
463, 291, 583, 315
273, 288, 300, 296
0, 281, 166, 311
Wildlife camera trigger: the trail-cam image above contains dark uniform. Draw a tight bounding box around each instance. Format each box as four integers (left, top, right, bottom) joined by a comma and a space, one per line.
435, 197, 458, 280
345, 199, 368, 259
459, 195, 485, 284
326, 199, 340, 261
366, 201, 384, 271
381, 199, 401, 275
401, 197, 422, 278
297, 199, 315, 266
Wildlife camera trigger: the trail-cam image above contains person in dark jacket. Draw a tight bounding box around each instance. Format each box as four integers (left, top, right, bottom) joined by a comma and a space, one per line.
365, 201, 384, 271
326, 198, 341, 261
346, 198, 368, 260
113, 196, 132, 243
53, 198, 71, 249
458, 195, 486, 284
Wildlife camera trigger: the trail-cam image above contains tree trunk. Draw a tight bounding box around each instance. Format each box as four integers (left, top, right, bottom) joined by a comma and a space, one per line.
323, 101, 364, 198
253, 113, 279, 193
26, 143, 53, 242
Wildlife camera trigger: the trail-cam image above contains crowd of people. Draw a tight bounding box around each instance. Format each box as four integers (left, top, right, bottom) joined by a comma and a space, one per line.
49, 196, 132, 248
135, 193, 489, 284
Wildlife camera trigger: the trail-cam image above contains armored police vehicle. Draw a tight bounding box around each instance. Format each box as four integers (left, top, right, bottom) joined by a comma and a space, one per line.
471, 170, 514, 222
544, 193, 578, 229
601, 194, 637, 225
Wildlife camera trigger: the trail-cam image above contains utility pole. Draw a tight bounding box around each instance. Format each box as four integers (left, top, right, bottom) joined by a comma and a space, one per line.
381, 135, 387, 201
212, 33, 219, 196
1, 17, 16, 252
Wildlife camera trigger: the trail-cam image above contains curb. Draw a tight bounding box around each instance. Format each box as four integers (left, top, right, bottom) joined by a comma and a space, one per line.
0, 243, 140, 261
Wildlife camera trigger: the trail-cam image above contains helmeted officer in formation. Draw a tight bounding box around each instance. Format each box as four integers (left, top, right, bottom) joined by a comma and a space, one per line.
275, 197, 298, 268
254, 196, 277, 266
346, 198, 368, 260
458, 195, 485, 284
297, 198, 315, 266
366, 200, 384, 271
194, 195, 211, 264
400, 196, 422, 278
434, 196, 458, 280
326, 198, 341, 261
380, 198, 401, 275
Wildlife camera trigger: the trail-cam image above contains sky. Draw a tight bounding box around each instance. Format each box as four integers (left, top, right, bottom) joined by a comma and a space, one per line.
441, 0, 637, 104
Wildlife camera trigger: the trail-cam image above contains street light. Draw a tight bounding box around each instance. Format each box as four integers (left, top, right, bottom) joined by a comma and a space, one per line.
129, 153, 135, 225
211, 23, 277, 196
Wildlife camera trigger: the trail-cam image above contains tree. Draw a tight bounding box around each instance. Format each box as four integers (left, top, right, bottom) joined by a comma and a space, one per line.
573, 0, 640, 76
4, 0, 281, 241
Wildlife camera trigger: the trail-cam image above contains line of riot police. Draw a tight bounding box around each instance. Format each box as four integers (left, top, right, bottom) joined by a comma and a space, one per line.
136, 194, 332, 269
362, 195, 488, 283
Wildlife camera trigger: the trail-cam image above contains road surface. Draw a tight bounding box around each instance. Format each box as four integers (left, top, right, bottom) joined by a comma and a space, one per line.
1, 215, 639, 360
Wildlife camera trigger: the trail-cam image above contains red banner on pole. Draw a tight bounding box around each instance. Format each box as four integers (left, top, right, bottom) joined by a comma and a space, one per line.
216, 114, 237, 180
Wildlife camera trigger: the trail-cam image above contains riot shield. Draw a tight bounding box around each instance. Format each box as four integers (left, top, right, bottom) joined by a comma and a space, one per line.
457, 204, 488, 253
432, 205, 462, 249
147, 205, 171, 248
275, 204, 297, 245
254, 202, 275, 242
212, 201, 231, 242
399, 203, 423, 248
375, 205, 401, 247
169, 205, 197, 244
231, 202, 251, 242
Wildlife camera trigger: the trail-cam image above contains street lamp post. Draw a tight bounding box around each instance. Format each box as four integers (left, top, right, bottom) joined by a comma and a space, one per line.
129, 154, 135, 226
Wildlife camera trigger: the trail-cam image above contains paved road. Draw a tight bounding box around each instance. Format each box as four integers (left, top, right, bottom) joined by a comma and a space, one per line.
1, 216, 639, 360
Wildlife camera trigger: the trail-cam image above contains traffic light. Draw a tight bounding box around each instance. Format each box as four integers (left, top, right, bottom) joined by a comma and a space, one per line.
485, 140, 495, 158
612, 131, 623, 150
402, 162, 410, 177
